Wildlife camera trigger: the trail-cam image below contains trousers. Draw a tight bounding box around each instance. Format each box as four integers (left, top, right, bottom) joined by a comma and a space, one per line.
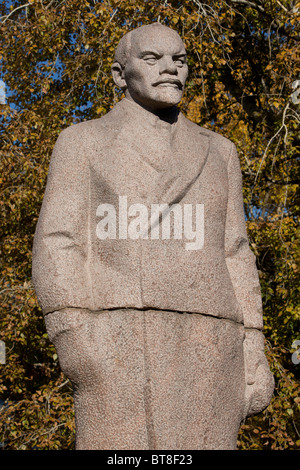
51, 308, 246, 450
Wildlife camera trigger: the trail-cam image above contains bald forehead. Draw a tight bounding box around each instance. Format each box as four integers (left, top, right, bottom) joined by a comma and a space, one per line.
130, 25, 186, 56
131, 24, 183, 44
114, 24, 186, 68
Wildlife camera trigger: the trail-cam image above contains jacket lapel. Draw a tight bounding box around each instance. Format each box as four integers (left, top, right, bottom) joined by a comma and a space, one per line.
148, 113, 211, 206
101, 100, 211, 209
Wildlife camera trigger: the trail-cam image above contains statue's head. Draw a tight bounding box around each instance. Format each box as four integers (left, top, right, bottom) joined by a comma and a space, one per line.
112, 23, 188, 111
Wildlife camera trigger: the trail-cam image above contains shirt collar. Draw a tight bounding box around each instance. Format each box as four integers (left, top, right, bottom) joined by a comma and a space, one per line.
117, 97, 180, 132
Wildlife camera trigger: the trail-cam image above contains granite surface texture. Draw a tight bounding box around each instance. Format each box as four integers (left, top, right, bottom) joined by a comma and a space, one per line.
32, 23, 274, 450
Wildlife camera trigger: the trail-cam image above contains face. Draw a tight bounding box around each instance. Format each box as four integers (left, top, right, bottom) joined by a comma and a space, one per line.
122, 27, 188, 110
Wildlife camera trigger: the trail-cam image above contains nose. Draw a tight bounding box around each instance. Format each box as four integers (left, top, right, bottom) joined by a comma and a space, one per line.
159, 56, 177, 75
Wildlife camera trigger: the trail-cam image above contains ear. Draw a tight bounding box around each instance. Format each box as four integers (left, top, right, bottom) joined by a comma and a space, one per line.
111, 62, 127, 90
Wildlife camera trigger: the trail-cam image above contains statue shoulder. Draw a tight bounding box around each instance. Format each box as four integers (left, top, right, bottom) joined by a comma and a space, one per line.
49, 112, 117, 169
180, 113, 235, 156
57, 110, 116, 143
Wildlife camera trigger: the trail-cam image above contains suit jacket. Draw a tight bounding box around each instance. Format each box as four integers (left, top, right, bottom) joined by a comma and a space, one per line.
32, 98, 264, 329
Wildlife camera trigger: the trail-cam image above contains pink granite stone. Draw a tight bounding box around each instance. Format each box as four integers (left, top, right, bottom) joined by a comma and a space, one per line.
32, 23, 274, 450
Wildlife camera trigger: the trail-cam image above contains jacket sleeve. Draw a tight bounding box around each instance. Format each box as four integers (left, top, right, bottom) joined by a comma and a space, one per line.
225, 143, 264, 330
32, 126, 93, 314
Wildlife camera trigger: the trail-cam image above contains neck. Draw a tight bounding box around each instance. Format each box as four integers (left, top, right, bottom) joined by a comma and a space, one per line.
124, 96, 179, 124
153, 105, 179, 124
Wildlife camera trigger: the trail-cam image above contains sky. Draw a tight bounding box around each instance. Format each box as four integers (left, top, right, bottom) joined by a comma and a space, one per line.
0, 80, 6, 104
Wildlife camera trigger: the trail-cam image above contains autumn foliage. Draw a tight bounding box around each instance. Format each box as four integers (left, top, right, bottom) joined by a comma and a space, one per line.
0, 0, 299, 450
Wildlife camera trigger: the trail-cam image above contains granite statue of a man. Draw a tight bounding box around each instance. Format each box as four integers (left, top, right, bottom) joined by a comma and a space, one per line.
32, 23, 274, 450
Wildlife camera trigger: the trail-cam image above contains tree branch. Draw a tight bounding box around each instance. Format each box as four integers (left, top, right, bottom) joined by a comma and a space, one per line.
0, 3, 31, 24
227, 0, 265, 13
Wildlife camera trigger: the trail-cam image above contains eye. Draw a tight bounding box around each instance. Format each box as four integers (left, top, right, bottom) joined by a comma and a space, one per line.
143, 56, 158, 65
174, 58, 185, 67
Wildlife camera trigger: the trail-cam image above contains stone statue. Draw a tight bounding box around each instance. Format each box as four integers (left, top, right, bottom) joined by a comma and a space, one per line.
32, 23, 274, 450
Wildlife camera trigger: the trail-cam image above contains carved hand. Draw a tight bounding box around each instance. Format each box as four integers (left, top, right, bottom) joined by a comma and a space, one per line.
243, 328, 274, 418
44, 308, 99, 387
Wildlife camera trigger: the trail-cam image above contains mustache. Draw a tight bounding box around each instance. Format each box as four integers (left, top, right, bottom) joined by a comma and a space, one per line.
153, 78, 183, 89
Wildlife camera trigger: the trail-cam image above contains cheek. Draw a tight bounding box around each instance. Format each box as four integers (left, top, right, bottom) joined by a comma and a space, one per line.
179, 66, 189, 83
137, 67, 158, 86
127, 69, 149, 88
130, 74, 156, 95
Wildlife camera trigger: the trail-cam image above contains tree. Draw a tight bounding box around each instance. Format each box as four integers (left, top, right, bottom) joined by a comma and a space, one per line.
0, 0, 299, 450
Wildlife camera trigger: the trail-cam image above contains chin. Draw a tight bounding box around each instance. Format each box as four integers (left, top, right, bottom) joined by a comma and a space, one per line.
148, 91, 182, 109
156, 90, 182, 106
